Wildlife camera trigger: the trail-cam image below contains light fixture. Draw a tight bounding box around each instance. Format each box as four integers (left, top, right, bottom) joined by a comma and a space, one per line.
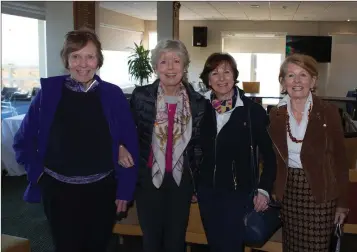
347, 19, 350, 22
250, 4, 260, 8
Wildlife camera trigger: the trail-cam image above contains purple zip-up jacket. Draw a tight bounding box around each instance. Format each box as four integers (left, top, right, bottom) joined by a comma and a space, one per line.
13, 74, 139, 203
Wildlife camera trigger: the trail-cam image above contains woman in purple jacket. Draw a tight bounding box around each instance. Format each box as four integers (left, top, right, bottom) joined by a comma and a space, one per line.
13, 28, 139, 252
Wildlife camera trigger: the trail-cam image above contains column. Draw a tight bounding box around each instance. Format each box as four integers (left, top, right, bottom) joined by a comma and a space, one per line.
45, 2, 74, 76
73, 1, 96, 30
156, 1, 181, 42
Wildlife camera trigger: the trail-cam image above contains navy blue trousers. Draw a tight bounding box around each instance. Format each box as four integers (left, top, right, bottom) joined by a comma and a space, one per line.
198, 186, 251, 252
41, 174, 117, 252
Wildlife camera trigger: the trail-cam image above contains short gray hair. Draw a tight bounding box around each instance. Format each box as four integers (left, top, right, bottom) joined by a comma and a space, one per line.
151, 39, 190, 82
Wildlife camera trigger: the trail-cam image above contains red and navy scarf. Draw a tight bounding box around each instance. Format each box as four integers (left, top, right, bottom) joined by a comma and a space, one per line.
210, 88, 237, 114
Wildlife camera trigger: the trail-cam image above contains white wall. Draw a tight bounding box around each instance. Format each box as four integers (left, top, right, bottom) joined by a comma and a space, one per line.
326, 35, 357, 96
223, 37, 286, 54
45, 2, 73, 77
146, 20, 357, 96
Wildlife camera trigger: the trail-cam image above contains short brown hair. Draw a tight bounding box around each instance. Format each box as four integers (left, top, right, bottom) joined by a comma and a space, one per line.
60, 28, 104, 69
199, 53, 239, 89
279, 53, 318, 90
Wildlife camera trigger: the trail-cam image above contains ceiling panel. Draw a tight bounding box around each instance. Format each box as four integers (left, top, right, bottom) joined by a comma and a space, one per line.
100, 1, 357, 22
238, 1, 270, 10
209, 1, 240, 10
269, 1, 300, 9
297, 2, 332, 13
181, 2, 213, 9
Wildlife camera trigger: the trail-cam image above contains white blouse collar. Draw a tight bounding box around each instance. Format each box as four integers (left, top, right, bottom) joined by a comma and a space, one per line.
278, 92, 313, 110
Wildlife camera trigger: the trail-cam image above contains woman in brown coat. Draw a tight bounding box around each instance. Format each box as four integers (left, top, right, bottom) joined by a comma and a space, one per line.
268, 54, 349, 252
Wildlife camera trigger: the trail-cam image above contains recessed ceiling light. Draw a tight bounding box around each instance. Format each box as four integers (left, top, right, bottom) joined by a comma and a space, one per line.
250, 4, 260, 8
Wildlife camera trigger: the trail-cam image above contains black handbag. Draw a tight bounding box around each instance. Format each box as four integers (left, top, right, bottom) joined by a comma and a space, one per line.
329, 224, 343, 252
243, 106, 282, 247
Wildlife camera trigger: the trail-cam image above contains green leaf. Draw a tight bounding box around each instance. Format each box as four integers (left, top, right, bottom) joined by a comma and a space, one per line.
127, 40, 154, 86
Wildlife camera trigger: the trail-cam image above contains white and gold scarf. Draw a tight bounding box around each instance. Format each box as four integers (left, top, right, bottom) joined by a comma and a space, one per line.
151, 83, 192, 188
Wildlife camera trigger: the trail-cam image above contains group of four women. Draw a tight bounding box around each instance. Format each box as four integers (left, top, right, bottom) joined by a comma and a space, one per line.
14, 28, 349, 252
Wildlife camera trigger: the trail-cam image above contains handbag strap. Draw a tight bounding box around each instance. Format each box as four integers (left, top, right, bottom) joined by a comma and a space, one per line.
334, 224, 343, 252
247, 106, 259, 194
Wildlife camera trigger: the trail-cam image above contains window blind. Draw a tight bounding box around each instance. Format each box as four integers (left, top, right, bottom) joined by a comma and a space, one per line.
1, 1, 45, 20
100, 24, 143, 52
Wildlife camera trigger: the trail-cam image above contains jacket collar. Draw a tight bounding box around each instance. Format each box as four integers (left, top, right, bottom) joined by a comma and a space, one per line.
269, 94, 327, 162
275, 94, 324, 119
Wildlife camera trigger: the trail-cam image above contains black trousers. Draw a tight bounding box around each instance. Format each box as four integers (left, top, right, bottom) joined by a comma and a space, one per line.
136, 171, 193, 252
197, 186, 251, 252
41, 173, 117, 252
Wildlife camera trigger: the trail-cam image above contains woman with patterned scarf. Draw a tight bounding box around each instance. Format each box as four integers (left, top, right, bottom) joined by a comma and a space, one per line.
120, 39, 206, 252
196, 53, 277, 252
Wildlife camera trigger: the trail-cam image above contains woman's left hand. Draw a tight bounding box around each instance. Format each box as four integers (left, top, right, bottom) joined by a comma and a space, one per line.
118, 145, 134, 168
334, 207, 349, 224
115, 199, 128, 213
253, 193, 269, 212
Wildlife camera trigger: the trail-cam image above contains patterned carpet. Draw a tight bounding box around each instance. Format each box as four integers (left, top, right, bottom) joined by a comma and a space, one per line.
0, 174, 207, 252
1, 175, 54, 252
2, 174, 356, 252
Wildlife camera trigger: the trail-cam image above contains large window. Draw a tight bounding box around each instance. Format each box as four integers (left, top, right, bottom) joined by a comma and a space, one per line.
231, 53, 252, 86
223, 34, 286, 105
1, 13, 46, 93
149, 32, 157, 50
148, 32, 158, 83
230, 53, 282, 105
100, 50, 132, 89
99, 25, 143, 89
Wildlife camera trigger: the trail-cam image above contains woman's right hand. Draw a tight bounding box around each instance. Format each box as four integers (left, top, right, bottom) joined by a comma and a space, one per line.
118, 145, 134, 168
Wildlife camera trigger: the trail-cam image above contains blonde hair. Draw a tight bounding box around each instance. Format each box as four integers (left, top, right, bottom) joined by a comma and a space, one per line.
151, 39, 190, 83
279, 53, 319, 94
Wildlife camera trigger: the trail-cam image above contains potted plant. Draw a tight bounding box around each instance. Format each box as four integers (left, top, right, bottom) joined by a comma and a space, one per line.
128, 41, 154, 86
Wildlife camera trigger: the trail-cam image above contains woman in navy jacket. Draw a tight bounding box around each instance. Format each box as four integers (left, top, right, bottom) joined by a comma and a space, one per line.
13, 28, 139, 252
197, 53, 277, 252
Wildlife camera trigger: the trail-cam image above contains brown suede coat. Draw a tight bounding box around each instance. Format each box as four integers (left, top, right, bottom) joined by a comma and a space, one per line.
268, 95, 349, 208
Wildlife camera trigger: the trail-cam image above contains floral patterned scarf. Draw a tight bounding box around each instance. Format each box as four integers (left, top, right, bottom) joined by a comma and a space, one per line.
151, 82, 192, 188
